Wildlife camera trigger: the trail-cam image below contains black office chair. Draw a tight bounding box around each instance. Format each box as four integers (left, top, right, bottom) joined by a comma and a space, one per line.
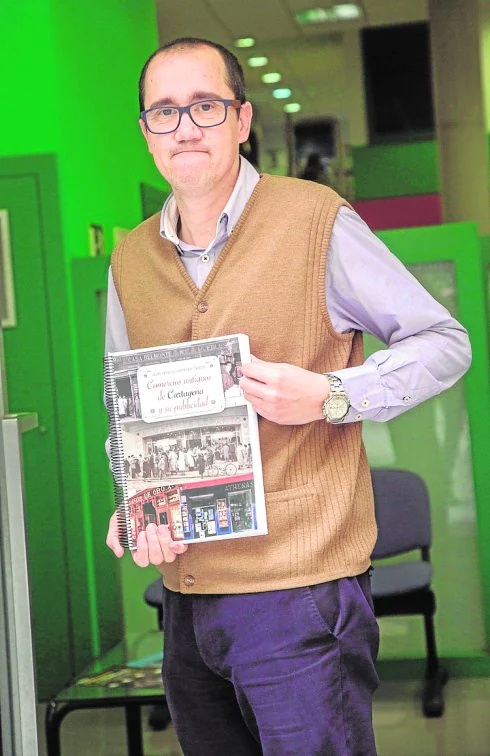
370, 467, 448, 717
143, 579, 171, 731
144, 579, 164, 631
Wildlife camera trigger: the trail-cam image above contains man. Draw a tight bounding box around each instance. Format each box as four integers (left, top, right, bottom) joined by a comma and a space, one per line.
105, 37, 471, 755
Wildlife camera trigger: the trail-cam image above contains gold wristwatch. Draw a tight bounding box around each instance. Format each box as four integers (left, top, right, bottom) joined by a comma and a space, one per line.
322, 373, 350, 424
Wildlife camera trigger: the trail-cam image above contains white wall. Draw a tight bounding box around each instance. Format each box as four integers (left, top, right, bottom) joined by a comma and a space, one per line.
480, 3, 490, 132
255, 31, 369, 174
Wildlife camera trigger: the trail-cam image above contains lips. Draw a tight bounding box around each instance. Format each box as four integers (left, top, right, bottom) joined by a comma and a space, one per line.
173, 149, 208, 156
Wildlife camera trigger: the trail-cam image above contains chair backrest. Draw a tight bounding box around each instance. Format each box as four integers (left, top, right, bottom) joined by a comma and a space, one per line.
370, 468, 432, 559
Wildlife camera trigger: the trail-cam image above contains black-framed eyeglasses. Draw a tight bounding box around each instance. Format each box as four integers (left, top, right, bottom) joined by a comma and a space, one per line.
141, 98, 242, 135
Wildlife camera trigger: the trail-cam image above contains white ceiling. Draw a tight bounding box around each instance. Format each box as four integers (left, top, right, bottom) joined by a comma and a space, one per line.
154, 0, 430, 138
155, 0, 429, 44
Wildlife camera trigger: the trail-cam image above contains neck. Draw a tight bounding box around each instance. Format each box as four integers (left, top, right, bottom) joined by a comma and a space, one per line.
173, 160, 240, 248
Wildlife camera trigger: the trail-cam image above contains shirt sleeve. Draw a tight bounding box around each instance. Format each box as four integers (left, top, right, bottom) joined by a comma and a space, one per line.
326, 207, 472, 423
104, 267, 130, 462
105, 267, 130, 355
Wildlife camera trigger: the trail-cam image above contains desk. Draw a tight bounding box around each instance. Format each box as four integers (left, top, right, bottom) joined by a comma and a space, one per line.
45, 640, 169, 756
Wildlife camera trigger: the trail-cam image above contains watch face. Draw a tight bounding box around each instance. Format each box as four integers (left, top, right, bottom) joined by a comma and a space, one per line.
326, 396, 349, 421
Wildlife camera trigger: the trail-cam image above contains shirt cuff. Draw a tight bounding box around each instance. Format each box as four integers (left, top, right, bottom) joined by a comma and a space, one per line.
330, 363, 389, 423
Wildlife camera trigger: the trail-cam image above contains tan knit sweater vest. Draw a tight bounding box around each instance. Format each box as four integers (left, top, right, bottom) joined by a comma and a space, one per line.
112, 174, 376, 593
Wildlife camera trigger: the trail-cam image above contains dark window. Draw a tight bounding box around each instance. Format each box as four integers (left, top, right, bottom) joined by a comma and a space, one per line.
294, 119, 335, 163
362, 22, 434, 143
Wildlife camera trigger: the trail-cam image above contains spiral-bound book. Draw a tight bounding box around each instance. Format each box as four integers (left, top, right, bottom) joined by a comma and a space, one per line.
104, 333, 267, 549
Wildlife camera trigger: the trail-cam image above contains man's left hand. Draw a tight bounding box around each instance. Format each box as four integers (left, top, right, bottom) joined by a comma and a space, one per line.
239, 356, 329, 425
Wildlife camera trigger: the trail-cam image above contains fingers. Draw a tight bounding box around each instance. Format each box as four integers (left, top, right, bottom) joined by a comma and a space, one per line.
133, 530, 151, 567
240, 357, 278, 383
148, 524, 176, 563
132, 523, 188, 568
169, 540, 188, 555
240, 356, 285, 402
107, 513, 189, 566
106, 512, 124, 558
240, 358, 289, 419
240, 374, 276, 402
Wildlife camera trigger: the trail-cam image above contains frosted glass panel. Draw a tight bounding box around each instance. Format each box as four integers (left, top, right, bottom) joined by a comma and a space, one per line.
363, 261, 485, 658
97, 290, 107, 357
487, 262, 490, 346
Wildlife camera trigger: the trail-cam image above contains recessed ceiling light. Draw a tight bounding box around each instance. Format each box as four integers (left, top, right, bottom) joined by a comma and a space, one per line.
284, 102, 301, 113
261, 72, 282, 84
296, 8, 334, 24
295, 4, 363, 25
272, 88, 292, 99
333, 4, 363, 20
248, 56, 269, 67
234, 38, 256, 48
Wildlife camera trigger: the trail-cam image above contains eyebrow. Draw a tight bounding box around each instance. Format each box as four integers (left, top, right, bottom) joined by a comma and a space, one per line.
147, 91, 226, 109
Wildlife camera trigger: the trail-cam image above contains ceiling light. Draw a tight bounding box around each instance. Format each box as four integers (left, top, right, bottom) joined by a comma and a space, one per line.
295, 4, 363, 25
272, 88, 292, 99
234, 38, 256, 48
248, 56, 269, 67
296, 8, 335, 24
333, 4, 363, 20
283, 102, 301, 113
261, 72, 282, 84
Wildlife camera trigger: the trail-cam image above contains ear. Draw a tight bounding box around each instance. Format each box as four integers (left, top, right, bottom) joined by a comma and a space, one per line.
238, 101, 253, 145
139, 118, 153, 152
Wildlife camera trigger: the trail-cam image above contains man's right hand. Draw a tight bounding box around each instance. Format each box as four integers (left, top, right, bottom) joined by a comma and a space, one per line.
106, 512, 188, 566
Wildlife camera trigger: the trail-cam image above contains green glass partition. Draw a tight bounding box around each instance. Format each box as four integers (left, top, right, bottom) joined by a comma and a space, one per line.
71, 256, 127, 650
364, 261, 484, 658
72, 256, 159, 641
480, 236, 490, 347
365, 223, 490, 667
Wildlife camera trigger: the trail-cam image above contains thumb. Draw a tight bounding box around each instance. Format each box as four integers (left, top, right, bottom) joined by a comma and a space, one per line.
108, 535, 124, 558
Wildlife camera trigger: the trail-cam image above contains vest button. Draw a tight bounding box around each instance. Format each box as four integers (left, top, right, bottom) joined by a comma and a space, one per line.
197, 302, 208, 313
183, 575, 195, 587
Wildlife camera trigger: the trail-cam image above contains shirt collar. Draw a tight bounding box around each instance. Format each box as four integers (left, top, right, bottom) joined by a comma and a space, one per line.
159, 156, 260, 250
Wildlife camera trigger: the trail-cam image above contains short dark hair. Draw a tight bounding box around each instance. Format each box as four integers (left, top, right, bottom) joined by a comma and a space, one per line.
138, 37, 247, 113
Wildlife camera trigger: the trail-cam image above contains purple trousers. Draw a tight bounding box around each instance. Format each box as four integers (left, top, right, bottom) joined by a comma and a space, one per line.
162, 571, 379, 755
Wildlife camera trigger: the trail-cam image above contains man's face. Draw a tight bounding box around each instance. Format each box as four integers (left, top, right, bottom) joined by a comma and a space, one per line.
140, 46, 253, 194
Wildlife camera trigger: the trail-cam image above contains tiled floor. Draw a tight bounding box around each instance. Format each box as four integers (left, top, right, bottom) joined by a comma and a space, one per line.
37, 677, 490, 756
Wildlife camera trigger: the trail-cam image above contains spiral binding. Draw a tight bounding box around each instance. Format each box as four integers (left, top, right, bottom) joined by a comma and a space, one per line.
104, 355, 136, 550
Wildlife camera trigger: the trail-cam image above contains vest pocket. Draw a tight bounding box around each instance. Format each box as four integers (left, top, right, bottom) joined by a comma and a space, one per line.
265, 484, 317, 545
264, 484, 319, 577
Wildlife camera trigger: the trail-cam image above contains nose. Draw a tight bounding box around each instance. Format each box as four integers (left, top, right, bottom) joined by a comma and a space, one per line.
174, 111, 202, 141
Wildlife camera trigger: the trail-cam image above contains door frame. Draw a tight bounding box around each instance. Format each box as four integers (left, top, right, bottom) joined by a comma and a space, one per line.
0, 154, 123, 692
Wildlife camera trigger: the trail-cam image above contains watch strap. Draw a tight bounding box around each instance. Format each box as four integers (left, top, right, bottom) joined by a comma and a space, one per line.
323, 373, 350, 423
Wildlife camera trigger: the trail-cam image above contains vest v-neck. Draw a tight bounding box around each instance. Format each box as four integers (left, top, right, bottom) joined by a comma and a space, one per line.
168, 174, 271, 299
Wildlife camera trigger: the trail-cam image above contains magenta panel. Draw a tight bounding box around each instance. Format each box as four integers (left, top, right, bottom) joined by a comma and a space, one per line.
352, 193, 442, 230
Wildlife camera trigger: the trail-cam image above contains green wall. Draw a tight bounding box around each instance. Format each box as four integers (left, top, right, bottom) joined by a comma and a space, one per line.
1, 0, 167, 252
52, 0, 167, 260
352, 141, 439, 199
352, 136, 490, 200
1, 0, 59, 156
0, 0, 167, 696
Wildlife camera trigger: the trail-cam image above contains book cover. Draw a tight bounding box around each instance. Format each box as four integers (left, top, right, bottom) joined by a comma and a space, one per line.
105, 334, 267, 549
